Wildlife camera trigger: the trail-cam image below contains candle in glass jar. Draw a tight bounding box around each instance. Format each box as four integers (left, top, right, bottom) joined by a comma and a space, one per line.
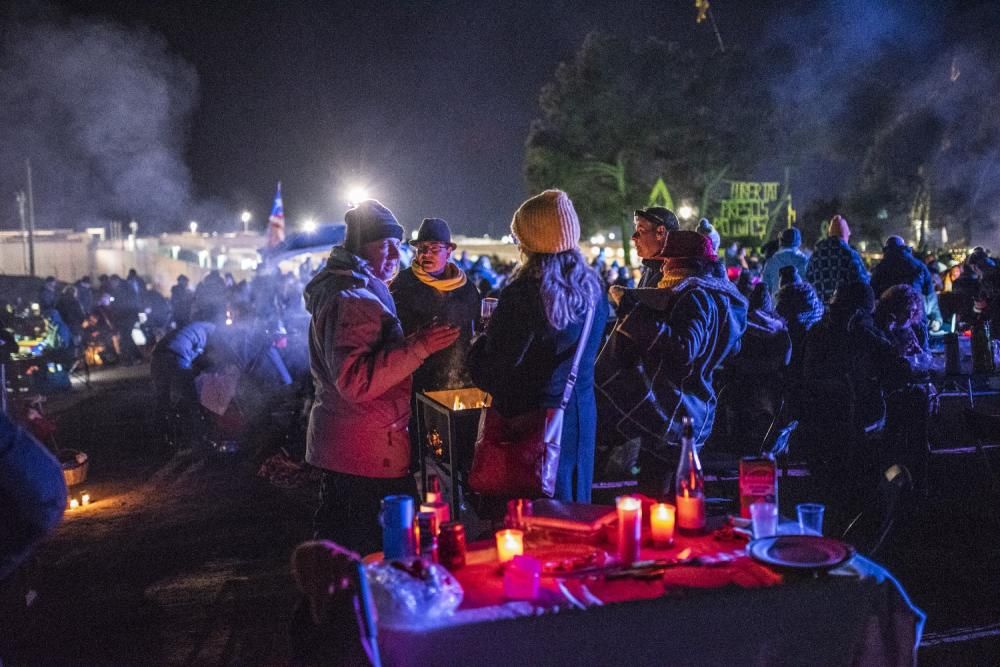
495, 529, 524, 564
69, 497, 79, 510
650, 503, 676, 546
616, 495, 642, 565
80, 491, 91, 506
676, 491, 705, 531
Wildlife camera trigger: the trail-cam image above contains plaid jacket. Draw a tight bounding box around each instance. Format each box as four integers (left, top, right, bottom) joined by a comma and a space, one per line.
805, 237, 870, 303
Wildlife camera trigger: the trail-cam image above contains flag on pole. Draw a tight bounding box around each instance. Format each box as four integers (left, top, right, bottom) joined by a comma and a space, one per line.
267, 181, 285, 247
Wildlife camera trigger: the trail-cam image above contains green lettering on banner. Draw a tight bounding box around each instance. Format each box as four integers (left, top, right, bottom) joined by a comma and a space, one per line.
716, 181, 791, 242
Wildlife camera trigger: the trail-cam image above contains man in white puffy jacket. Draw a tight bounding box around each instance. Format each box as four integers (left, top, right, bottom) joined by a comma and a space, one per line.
303, 200, 458, 555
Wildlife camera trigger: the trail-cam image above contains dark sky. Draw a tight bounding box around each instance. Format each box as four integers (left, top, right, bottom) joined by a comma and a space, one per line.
15, 0, 751, 235
5, 0, 995, 239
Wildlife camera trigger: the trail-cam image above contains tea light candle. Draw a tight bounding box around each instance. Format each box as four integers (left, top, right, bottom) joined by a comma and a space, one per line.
80, 491, 91, 506
69, 497, 79, 510
616, 495, 642, 565
676, 490, 705, 531
650, 503, 676, 546
503, 555, 541, 600
495, 529, 524, 564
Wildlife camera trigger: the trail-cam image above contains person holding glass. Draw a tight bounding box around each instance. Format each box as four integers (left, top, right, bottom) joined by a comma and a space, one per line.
468, 190, 608, 502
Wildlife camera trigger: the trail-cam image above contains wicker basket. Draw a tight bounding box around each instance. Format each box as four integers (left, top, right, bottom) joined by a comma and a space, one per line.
59, 450, 89, 487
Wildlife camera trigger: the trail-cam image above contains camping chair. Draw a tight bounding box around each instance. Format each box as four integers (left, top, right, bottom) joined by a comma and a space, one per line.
841, 464, 912, 557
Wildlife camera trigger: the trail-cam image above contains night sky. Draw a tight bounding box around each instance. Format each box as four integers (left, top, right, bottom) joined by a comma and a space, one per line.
2, 1, 997, 239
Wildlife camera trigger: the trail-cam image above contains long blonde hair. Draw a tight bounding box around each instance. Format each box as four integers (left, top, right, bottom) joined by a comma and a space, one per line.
512, 248, 602, 330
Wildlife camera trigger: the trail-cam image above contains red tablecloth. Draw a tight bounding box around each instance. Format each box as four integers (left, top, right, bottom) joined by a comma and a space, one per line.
378, 525, 925, 667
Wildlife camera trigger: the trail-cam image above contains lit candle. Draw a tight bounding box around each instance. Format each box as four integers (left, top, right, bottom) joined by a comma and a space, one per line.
80, 491, 91, 506
616, 495, 642, 565
676, 490, 706, 532
495, 529, 524, 564
650, 503, 676, 546
69, 498, 79, 510
503, 555, 541, 600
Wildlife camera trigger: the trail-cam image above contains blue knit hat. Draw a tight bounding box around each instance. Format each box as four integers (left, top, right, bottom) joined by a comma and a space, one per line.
780, 227, 801, 248
343, 199, 403, 253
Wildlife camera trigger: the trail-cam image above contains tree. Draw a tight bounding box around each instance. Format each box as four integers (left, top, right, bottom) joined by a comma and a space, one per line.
524, 33, 774, 247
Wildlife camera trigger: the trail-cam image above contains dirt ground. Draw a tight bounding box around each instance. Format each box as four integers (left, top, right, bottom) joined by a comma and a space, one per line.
4, 364, 1000, 665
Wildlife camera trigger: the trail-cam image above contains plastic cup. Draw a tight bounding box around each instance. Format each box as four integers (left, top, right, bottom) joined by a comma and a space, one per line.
750, 501, 778, 539
480, 297, 498, 321
380, 495, 415, 560
797, 503, 825, 536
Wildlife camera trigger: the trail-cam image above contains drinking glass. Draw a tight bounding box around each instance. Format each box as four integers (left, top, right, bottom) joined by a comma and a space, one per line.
797, 503, 825, 536
749, 501, 778, 539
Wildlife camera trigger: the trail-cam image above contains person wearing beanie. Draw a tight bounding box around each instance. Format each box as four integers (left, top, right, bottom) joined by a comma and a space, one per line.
870, 236, 935, 302
631, 206, 680, 288
469, 190, 609, 502
799, 278, 911, 528
303, 200, 459, 555
761, 226, 809, 295
805, 214, 870, 303
390, 217, 481, 457
696, 218, 722, 255
595, 227, 747, 497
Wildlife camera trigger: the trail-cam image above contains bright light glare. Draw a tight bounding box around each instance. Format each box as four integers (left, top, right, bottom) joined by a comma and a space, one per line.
240, 210, 252, 223
411, 230, 419, 240
678, 204, 694, 220
346, 186, 369, 205
608, 232, 616, 240
189, 220, 198, 234
302, 218, 318, 233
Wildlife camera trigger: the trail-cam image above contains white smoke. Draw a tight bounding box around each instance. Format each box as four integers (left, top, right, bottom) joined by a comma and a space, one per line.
0, 10, 198, 231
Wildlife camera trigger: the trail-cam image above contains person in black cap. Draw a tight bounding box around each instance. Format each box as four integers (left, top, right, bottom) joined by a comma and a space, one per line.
631, 207, 680, 288
303, 201, 459, 555
391, 218, 480, 392
761, 226, 809, 295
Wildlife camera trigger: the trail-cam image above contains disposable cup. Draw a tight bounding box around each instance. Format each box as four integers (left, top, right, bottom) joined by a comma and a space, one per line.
797, 503, 825, 536
750, 501, 778, 539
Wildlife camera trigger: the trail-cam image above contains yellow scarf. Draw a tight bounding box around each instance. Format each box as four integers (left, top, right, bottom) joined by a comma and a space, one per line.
657, 265, 696, 289
411, 262, 468, 292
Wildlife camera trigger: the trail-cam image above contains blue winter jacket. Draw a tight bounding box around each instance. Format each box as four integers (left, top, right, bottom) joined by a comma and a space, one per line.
595, 276, 748, 448
0, 413, 66, 580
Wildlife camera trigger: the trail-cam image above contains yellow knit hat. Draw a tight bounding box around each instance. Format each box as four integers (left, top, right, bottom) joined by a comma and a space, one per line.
510, 189, 580, 254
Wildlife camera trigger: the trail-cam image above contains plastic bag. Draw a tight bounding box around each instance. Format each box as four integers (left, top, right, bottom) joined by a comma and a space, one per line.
366, 558, 463, 628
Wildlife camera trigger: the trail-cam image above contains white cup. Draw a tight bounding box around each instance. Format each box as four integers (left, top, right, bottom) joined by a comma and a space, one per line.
750, 501, 779, 539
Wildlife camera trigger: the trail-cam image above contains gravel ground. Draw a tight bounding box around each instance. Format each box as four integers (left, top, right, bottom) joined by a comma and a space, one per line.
5, 364, 1000, 665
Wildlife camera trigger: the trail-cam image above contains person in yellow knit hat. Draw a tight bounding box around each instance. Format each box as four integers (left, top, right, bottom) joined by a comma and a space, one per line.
469, 190, 609, 502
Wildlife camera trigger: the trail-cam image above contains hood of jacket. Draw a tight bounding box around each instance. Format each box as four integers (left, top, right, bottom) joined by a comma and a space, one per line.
303, 246, 371, 316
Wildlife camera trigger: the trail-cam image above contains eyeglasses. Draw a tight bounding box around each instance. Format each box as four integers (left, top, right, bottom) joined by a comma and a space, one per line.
415, 243, 449, 254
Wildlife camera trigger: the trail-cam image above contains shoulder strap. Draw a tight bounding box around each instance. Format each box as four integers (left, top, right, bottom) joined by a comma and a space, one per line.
559, 302, 597, 410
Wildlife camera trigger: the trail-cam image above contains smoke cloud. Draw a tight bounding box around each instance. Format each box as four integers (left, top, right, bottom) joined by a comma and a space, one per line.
0, 11, 198, 232
757, 0, 1000, 245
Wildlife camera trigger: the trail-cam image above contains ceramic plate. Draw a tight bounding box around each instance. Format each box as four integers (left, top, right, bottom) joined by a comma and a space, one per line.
747, 535, 855, 572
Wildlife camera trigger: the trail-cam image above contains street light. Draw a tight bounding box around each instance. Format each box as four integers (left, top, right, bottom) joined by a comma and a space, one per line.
189, 220, 198, 235
240, 210, 252, 233
302, 218, 317, 233
346, 185, 369, 207
678, 204, 694, 221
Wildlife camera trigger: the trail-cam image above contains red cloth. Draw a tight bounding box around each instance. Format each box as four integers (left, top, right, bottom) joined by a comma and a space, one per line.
451, 529, 782, 611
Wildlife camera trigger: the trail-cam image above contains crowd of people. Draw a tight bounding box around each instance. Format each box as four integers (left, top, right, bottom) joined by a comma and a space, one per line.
6, 189, 1000, 662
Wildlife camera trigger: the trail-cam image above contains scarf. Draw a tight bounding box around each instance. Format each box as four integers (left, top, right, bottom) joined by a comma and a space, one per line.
657, 265, 699, 290
411, 262, 468, 292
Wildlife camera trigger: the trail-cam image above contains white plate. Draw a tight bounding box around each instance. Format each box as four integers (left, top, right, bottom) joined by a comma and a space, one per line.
747, 535, 855, 572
